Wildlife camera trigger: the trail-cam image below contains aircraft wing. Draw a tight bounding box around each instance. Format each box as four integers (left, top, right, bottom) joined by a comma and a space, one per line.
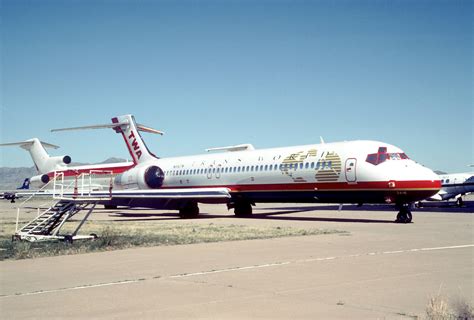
105, 187, 231, 202
14, 187, 231, 205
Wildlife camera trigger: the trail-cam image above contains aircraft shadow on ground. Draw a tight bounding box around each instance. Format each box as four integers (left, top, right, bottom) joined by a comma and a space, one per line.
249, 208, 396, 224
108, 212, 229, 222
258, 201, 474, 214
107, 201, 473, 223
109, 207, 395, 224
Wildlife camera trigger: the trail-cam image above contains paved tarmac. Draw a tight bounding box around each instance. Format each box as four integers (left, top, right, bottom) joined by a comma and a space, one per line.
1, 199, 473, 319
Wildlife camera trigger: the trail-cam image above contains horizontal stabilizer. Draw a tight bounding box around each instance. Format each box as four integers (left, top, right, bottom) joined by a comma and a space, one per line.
0, 140, 59, 149
52, 121, 164, 135
206, 144, 255, 152
137, 124, 164, 135
51, 121, 130, 132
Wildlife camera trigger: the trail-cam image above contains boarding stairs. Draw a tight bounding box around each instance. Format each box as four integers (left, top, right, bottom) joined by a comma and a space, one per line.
14, 200, 97, 242
13, 170, 114, 242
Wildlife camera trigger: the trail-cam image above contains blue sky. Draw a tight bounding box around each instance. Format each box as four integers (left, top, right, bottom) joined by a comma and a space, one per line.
1, 0, 472, 172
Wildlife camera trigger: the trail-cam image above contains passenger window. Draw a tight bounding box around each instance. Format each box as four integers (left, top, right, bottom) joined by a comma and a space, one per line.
251, 166, 254, 171
305, 163, 309, 169
264, 165, 268, 171
299, 163, 303, 169
311, 162, 315, 169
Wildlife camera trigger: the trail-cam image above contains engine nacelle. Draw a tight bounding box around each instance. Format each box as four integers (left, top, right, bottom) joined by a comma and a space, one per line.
114, 165, 165, 189
48, 155, 71, 166
30, 174, 50, 188
42, 155, 72, 173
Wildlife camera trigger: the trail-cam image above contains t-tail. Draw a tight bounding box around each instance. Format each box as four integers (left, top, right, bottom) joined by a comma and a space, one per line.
0, 138, 71, 174
111, 115, 162, 164
51, 114, 164, 165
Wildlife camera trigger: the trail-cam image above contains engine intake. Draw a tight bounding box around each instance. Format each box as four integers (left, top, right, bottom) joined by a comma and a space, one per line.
144, 166, 165, 188
114, 165, 165, 189
30, 174, 50, 188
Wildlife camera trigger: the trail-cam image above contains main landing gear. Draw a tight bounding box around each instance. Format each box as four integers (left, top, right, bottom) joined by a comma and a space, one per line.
179, 202, 200, 219
395, 205, 412, 224
228, 201, 253, 217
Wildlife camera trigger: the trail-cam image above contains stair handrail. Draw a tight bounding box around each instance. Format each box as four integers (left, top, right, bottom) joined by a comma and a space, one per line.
87, 170, 114, 197
15, 175, 59, 232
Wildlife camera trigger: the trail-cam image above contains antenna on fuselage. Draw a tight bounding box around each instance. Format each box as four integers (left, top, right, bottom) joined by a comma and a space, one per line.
320, 136, 325, 144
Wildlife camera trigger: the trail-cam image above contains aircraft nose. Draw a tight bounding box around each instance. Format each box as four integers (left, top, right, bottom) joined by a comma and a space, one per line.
412, 163, 442, 189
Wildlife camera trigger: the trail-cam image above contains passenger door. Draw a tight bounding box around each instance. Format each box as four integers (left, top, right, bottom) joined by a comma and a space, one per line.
345, 158, 357, 182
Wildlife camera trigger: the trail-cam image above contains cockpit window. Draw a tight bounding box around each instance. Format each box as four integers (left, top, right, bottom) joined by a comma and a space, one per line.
366, 147, 410, 165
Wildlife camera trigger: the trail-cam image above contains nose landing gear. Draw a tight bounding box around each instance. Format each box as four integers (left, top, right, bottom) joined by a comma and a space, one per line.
395, 205, 412, 223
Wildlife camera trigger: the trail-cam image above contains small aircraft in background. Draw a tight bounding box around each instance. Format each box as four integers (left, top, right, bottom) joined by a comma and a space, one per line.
425, 171, 474, 207
48, 114, 441, 223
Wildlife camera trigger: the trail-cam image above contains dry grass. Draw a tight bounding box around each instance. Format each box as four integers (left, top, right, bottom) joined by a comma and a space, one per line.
0, 220, 347, 260
425, 293, 473, 320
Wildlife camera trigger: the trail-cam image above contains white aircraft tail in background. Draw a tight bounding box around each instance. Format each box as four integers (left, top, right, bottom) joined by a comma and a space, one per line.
0, 138, 71, 174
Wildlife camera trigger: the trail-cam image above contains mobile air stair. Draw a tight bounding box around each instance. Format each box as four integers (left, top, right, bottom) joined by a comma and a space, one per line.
13, 170, 113, 242
13, 200, 97, 242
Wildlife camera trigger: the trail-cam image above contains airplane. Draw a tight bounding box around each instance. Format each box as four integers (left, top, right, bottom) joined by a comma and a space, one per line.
49, 114, 441, 223
0, 138, 135, 203
425, 172, 474, 207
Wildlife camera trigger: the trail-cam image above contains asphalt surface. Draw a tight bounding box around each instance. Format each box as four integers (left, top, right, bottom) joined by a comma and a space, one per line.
1, 198, 473, 319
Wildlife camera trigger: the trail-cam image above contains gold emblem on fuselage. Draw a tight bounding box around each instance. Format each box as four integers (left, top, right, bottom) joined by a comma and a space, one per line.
280, 149, 341, 182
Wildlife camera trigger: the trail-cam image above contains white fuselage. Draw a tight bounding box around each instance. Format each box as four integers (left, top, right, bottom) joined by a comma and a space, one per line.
114, 140, 440, 205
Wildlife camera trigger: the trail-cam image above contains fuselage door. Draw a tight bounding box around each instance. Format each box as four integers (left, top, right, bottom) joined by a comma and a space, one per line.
345, 158, 357, 182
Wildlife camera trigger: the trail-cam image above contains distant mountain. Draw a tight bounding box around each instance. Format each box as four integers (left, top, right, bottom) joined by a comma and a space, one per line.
0, 167, 37, 190
0, 158, 128, 190
99, 157, 129, 164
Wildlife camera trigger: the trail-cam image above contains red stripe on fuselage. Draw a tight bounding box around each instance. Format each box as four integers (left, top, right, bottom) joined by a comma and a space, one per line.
160, 180, 441, 192
47, 164, 134, 178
